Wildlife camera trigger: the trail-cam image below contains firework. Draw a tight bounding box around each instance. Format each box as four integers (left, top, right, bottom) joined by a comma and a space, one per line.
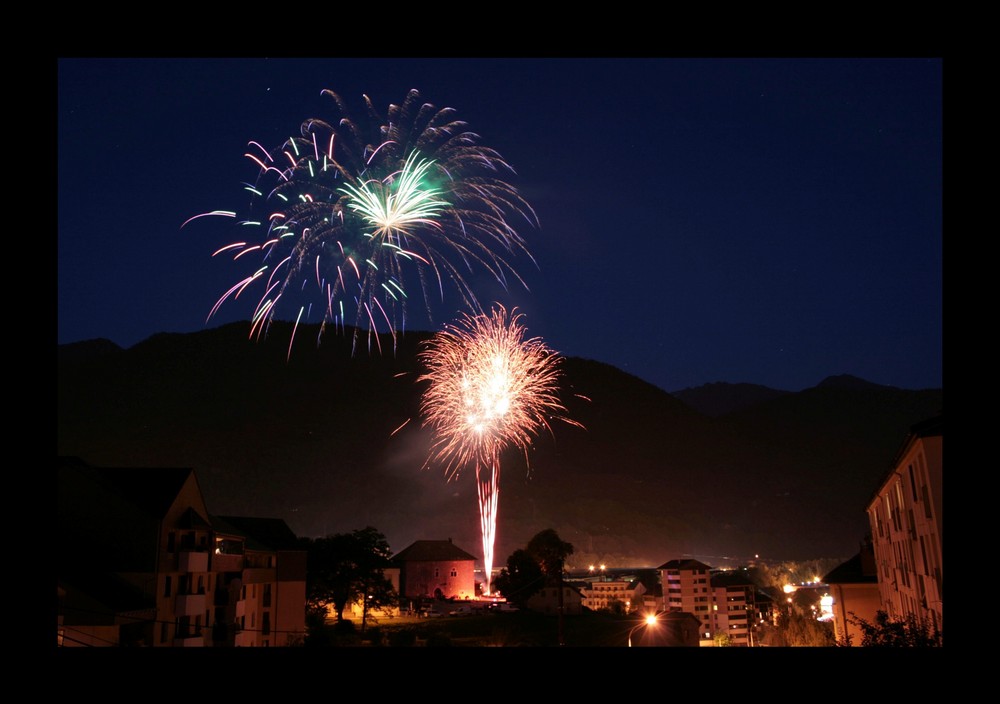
418, 305, 580, 593
183, 89, 537, 355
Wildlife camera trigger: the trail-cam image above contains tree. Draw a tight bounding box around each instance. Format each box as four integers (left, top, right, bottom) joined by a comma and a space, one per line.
302, 526, 398, 633
525, 528, 574, 646
493, 548, 544, 609
605, 599, 627, 616
756, 607, 835, 647
494, 529, 575, 615
843, 610, 942, 647
526, 528, 574, 582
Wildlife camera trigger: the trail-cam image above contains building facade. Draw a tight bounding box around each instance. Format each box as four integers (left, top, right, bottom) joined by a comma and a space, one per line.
579, 578, 646, 613
213, 515, 308, 647
392, 539, 477, 600
526, 584, 584, 616
658, 559, 714, 641
823, 541, 881, 646
865, 415, 942, 640
709, 571, 759, 646
57, 458, 306, 647
656, 559, 772, 646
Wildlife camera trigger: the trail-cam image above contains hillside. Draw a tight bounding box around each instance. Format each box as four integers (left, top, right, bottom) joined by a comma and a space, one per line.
57, 322, 943, 568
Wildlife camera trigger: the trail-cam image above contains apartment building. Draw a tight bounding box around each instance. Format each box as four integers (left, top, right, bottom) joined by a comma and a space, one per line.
57, 457, 306, 647
865, 415, 942, 640
658, 558, 714, 641
709, 570, 761, 646
656, 558, 772, 646
212, 515, 307, 647
578, 578, 647, 613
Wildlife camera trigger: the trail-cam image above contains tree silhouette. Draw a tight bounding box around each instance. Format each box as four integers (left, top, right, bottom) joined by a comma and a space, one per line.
493, 549, 544, 609
301, 526, 397, 632
843, 610, 942, 647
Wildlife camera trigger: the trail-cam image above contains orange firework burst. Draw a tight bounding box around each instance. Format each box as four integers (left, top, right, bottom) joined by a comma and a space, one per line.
418, 305, 578, 481
418, 305, 580, 595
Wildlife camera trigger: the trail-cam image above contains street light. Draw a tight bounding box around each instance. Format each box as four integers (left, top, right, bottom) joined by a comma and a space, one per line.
627, 613, 659, 647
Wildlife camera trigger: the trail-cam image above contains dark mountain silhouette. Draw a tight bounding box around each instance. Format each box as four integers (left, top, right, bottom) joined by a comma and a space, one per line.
670, 382, 792, 417
813, 374, 900, 391
58, 337, 123, 363
57, 322, 942, 569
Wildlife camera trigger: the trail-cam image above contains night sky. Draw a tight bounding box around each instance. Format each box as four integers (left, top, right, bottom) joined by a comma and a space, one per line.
58, 58, 942, 393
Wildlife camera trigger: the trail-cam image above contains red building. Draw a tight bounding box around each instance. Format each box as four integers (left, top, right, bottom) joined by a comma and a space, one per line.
392, 539, 477, 600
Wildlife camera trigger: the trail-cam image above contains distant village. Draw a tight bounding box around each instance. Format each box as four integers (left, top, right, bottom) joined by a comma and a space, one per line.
57, 415, 940, 647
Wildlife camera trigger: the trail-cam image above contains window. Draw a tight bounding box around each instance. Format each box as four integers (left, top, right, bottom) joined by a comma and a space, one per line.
263, 583, 272, 608
167, 532, 176, 553
161, 621, 169, 643
435, 568, 440, 578
164, 575, 172, 597
262, 612, 271, 636
197, 575, 205, 594
451, 568, 457, 577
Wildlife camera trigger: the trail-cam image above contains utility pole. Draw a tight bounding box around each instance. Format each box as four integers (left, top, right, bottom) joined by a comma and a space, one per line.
557, 560, 565, 646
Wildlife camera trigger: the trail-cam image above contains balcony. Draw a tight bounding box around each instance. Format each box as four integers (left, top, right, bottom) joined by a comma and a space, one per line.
212, 552, 243, 573
242, 567, 276, 584
179, 550, 209, 573
173, 629, 205, 647
175, 592, 207, 616
235, 630, 254, 647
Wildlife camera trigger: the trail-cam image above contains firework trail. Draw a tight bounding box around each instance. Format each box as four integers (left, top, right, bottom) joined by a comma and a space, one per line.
418, 305, 581, 594
182, 89, 537, 357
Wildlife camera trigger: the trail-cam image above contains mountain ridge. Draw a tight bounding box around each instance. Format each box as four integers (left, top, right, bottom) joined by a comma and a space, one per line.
57, 322, 943, 569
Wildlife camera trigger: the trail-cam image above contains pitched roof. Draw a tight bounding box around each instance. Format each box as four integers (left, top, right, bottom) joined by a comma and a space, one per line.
656, 558, 714, 571
824, 552, 878, 584
392, 539, 477, 563
884, 414, 943, 482
213, 515, 300, 551
59, 457, 195, 520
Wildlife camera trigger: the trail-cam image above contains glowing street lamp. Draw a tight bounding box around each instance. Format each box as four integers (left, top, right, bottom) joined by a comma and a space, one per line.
627, 613, 659, 647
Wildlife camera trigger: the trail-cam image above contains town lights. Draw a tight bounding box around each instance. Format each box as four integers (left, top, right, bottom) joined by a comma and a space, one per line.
627, 613, 659, 647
